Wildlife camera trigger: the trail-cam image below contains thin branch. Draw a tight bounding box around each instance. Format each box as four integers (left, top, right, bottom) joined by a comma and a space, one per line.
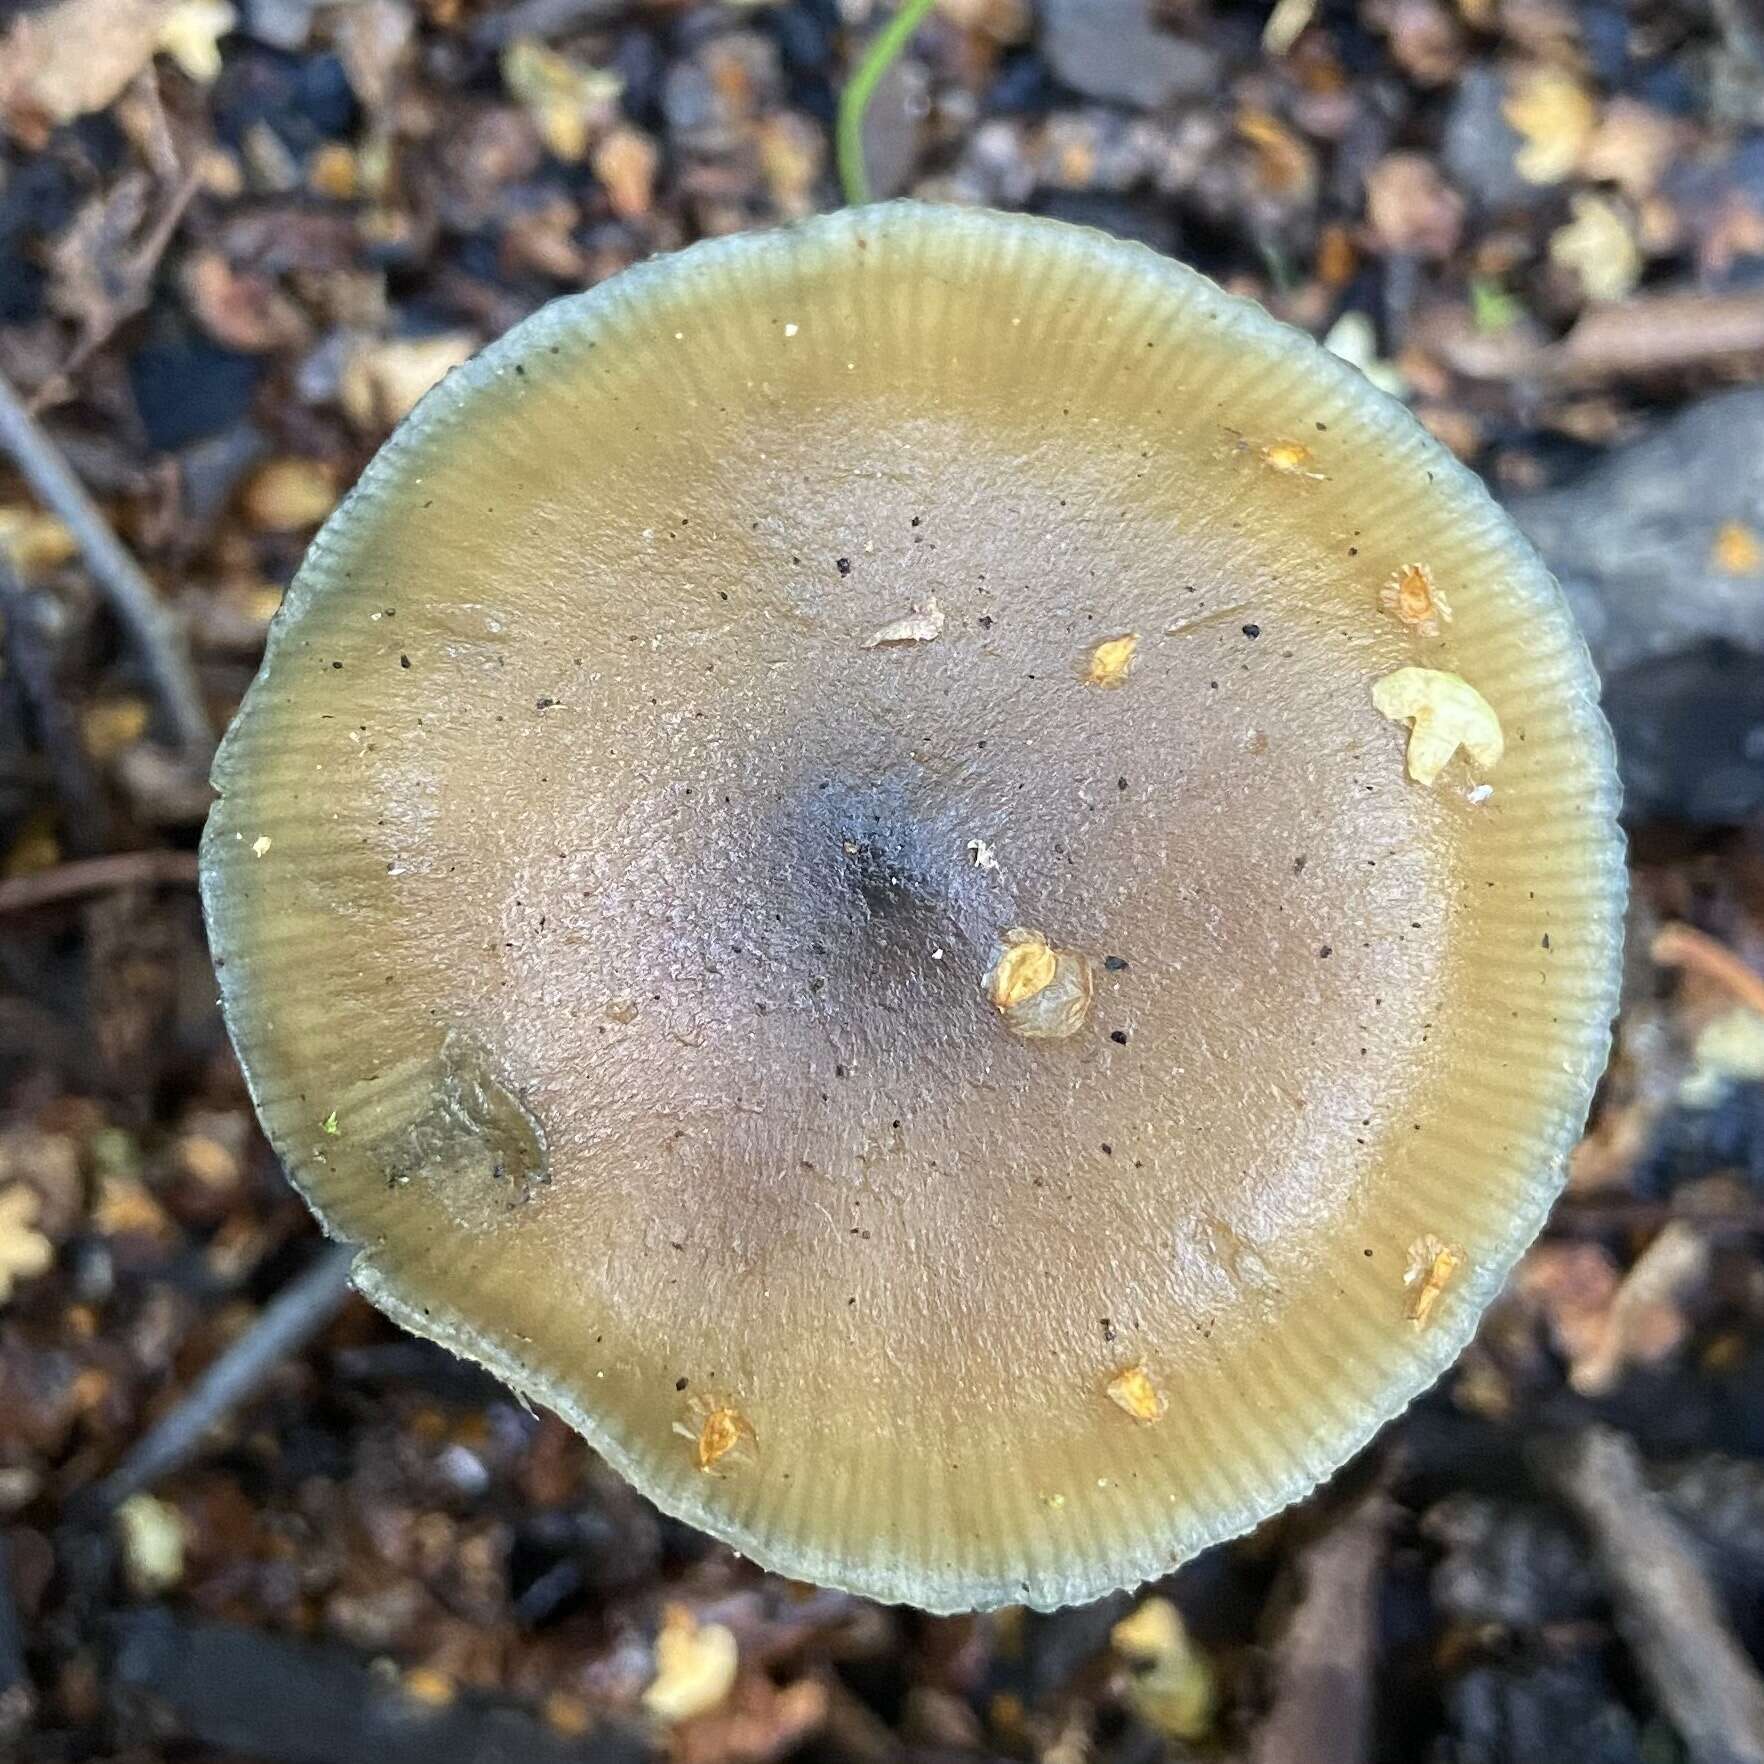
836, 0, 938, 207
0, 849, 200, 915
1549, 1426, 1764, 1764
84, 1243, 357, 1515
0, 369, 212, 761
1251, 1487, 1391, 1764
1652, 921, 1764, 1017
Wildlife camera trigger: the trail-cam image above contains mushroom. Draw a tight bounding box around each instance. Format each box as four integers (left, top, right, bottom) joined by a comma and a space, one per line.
201, 204, 1624, 1612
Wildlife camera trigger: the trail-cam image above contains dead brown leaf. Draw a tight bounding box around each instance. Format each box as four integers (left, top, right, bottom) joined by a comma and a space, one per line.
1582, 97, 1681, 200
339, 332, 479, 431
0, 0, 170, 144
592, 126, 660, 222
1365, 152, 1465, 259
1572, 1222, 1709, 1396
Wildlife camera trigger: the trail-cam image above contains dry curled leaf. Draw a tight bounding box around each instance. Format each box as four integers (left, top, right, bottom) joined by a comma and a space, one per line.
1404, 1233, 1466, 1328
46, 174, 153, 348
644, 1606, 740, 1723
182, 251, 309, 353
1372, 667, 1504, 785
0, 0, 170, 141
501, 38, 621, 163
1085, 632, 1139, 686
1105, 1363, 1167, 1422
592, 125, 660, 222
1502, 67, 1595, 185
243, 459, 339, 532
1517, 1241, 1622, 1382
1110, 1598, 1215, 1740
1365, 152, 1464, 260
1379, 563, 1453, 635
1261, 0, 1317, 54
860, 595, 945, 648
1235, 107, 1315, 201
1550, 194, 1642, 304
0, 1185, 54, 1305
335, 0, 413, 111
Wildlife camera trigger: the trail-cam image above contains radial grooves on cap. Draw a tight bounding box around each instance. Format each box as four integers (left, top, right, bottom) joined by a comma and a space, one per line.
203, 202, 1623, 1613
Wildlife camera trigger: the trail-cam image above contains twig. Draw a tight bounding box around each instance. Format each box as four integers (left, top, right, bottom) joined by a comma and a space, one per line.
836, 0, 937, 207
0, 1533, 33, 1744
1250, 1487, 1390, 1764
1442, 291, 1764, 386
1549, 1426, 1764, 1764
0, 849, 200, 915
0, 369, 212, 761
0, 553, 111, 855
1651, 922, 1764, 1017
84, 1243, 357, 1514
108, 1607, 654, 1764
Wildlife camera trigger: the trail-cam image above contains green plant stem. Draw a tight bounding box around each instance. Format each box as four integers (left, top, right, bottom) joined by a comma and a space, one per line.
836, 0, 939, 208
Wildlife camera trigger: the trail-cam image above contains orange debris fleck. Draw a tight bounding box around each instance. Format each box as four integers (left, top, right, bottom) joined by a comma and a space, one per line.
1085, 633, 1139, 687
1712, 520, 1763, 576
1404, 1234, 1467, 1329
1379, 563, 1454, 636
1106, 1363, 1168, 1422
685, 1403, 755, 1473
1259, 439, 1325, 478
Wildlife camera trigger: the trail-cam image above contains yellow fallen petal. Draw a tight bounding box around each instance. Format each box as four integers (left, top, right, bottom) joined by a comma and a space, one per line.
1379, 563, 1453, 636
1712, 520, 1763, 576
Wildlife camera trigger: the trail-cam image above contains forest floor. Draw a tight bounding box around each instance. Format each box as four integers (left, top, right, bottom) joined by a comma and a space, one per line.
4, 0, 1764, 1759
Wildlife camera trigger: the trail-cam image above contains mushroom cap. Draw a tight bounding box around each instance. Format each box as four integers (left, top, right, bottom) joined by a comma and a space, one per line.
202, 203, 1624, 1612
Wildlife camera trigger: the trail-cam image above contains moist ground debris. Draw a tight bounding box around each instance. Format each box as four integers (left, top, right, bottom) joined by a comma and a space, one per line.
1, 0, 1763, 1757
